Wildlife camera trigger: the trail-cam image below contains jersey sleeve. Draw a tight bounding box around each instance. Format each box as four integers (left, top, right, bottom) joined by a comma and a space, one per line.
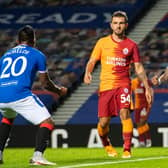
90, 39, 102, 60
131, 43, 141, 63
36, 52, 47, 73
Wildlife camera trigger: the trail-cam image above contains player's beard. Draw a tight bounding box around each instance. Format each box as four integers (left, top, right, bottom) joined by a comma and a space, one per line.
114, 28, 125, 36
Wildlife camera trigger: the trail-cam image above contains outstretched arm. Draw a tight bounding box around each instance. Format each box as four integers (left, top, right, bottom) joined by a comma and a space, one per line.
84, 57, 97, 84
39, 72, 67, 96
152, 68, 168, 85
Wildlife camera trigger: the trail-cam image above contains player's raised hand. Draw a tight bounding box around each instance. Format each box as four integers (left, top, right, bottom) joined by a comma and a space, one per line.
84, 73, 92, 84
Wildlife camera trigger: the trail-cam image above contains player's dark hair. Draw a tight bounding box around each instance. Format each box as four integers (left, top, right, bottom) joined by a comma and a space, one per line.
111, 11, 128, 23
18, 25, 35, 45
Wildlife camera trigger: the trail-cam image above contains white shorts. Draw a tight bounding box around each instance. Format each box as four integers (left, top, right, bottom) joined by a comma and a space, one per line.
0, 95, 51, 125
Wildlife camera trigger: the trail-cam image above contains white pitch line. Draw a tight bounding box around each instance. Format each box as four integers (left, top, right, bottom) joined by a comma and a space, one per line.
57, 156, 168, 168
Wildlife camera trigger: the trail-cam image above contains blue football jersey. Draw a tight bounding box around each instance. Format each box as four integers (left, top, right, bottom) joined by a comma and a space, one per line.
0, 44, 47, 102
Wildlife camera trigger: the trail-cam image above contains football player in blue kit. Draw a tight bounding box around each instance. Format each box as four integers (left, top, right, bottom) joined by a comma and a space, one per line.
0, 25, 67, 165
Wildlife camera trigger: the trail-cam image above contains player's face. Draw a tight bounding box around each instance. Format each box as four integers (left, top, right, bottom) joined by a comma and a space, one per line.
110, 16, 128, 36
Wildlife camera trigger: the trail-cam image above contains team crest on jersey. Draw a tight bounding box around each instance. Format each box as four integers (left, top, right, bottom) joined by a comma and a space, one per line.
123, 48, 129, 55
124, 88, 128, 93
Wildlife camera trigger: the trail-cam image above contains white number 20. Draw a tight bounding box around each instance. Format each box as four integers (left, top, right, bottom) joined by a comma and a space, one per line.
0, 56, 27, 79
120, 94, 130, 103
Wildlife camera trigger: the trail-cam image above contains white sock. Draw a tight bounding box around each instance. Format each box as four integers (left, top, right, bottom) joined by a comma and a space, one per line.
0, 150, 3, 160
33, 151, 42, 157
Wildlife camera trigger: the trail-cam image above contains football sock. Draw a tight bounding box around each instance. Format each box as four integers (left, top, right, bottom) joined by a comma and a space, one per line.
137, 123, 151, 142
0, 150, 3, 163
97, 123, 111, 146
33, 151, 42, 157
137, 126, 145, 143
0, 118, 13, 151
122, 118, 133, 152
143, 123, 151, 140
35, 123, 54, 153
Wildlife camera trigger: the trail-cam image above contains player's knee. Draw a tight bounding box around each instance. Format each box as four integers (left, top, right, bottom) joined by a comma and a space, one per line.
99, 117, 110, 128
120, 108, 130, 120
97, 123, 109, 136
138, 120, 147, 126
40, 118, 55, 131
1, 117, 14, 125
40, 122, 54, 131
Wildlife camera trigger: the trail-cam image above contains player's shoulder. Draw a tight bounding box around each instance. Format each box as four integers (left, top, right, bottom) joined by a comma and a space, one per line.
125, 37, 137, 46
1, 46, 16, 58
100, 35, 111, 41
28, 46, 46, 59
97, 35, 111, 43
29, 46, 44, 55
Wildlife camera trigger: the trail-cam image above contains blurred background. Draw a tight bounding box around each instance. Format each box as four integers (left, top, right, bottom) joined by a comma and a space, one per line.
0, 0, 168, 148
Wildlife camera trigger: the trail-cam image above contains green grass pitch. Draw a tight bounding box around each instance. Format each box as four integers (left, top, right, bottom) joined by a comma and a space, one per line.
1, 147, 168, 168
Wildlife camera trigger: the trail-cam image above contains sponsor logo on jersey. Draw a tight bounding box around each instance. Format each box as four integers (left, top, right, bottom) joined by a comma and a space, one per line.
106, 56, 126, 66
